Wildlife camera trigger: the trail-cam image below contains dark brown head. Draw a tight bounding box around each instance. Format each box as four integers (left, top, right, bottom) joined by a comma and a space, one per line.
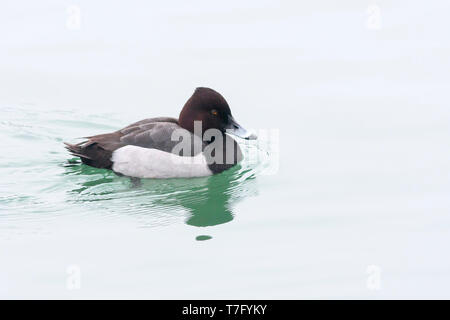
178, 87, 255, 139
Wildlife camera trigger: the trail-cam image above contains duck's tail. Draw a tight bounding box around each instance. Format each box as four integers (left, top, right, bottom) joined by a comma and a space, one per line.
64, 140, 113, 169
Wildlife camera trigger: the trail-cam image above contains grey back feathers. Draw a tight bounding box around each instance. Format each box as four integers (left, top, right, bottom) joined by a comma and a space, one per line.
65, 117, 204, 169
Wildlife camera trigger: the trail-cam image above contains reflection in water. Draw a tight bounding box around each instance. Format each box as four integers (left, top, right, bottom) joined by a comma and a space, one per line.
146, 175, 235, 227
63, 160, 258, 234
196, 235, 213, 241
1, 105, 267, 241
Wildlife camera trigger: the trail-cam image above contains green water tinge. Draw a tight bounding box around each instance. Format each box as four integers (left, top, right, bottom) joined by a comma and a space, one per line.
0, 105, 267, 233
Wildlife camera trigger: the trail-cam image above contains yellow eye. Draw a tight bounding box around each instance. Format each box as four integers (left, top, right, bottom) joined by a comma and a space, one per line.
211, 109, 218, 116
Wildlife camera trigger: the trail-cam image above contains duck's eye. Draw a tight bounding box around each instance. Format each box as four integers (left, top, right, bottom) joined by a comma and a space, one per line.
211, 109, 218, 116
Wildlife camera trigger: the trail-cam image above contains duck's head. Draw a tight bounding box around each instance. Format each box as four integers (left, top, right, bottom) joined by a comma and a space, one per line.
178, 87, 256, 140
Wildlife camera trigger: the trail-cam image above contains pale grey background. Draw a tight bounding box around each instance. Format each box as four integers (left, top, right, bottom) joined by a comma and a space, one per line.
1, 0, 450, 298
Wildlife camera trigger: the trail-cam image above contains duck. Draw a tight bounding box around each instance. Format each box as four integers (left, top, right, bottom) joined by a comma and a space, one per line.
64, 87, 256, 179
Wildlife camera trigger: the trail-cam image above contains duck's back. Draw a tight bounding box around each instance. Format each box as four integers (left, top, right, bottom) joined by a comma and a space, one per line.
65, 117, 202, 170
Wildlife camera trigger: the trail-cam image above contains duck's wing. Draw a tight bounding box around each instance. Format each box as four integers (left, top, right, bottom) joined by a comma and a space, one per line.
64, 117, 197, 169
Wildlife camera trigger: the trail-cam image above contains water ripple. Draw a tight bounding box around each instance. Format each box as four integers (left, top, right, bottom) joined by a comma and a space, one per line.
0, 105, 270, 233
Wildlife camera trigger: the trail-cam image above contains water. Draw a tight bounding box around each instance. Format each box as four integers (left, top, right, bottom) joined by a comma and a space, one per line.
1, 1, 450, 299
0, 105, 267, 228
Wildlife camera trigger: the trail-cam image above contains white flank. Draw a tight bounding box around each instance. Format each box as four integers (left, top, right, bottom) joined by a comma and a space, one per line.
111, 145, 213, 178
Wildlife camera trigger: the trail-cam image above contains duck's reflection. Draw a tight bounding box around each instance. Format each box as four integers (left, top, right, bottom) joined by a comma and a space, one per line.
64, 161, 257, 228
184, 181, 233, 227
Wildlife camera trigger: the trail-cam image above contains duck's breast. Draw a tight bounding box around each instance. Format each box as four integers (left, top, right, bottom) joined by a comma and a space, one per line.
111, 145, 213, 179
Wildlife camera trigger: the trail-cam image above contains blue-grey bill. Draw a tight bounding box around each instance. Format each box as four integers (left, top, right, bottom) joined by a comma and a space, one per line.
226, 115, 257, 140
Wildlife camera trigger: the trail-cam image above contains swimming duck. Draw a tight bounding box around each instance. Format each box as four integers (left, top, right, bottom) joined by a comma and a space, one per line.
65, 87, 256, 178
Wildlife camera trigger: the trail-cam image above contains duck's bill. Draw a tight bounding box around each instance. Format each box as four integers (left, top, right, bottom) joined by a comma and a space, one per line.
225, 115, 257, 140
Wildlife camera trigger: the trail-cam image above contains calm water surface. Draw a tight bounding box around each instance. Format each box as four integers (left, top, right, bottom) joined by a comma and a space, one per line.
1, 1, 450, 299
1, 100, 449, 299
